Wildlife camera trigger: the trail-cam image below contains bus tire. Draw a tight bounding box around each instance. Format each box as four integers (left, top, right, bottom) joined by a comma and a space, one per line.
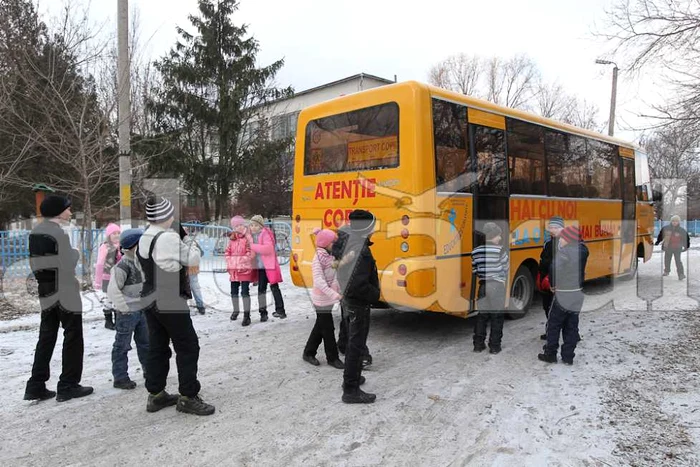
508, 265, 534, 319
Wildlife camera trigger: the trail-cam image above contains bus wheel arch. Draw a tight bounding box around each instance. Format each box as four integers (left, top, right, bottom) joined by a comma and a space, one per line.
508, 261, 537, 319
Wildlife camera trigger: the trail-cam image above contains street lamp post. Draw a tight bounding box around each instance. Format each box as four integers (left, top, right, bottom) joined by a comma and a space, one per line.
595, 59, 618, 137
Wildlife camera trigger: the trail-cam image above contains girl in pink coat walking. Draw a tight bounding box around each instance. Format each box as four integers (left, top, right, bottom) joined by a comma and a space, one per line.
226, 216, 257, 326
303, 228, 344, 369
94, 223, 121, 330
249, 215, 286, 319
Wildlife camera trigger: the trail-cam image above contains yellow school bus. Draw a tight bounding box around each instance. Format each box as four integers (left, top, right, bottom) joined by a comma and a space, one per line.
289, 81, 654, 317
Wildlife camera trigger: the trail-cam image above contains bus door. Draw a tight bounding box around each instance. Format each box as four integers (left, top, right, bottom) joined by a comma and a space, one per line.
467, 109, 509, 309
618, 155, 637, 274
432, 99, 473, 314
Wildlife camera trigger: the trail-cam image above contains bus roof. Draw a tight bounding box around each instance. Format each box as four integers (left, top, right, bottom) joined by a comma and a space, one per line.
300, 80, 639, 151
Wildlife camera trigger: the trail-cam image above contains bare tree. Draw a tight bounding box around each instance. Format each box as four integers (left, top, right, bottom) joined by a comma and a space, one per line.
604, 0, 700, 125
561, 98, 604, 132
428, 53, 481, 96
641, 122, 700, 216
484, 54, 539, 110
0, 0, 118, 282
535, 81, 575, 119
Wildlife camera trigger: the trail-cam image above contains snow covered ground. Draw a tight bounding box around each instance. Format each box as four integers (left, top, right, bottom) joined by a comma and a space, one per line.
1, 241, 699, 466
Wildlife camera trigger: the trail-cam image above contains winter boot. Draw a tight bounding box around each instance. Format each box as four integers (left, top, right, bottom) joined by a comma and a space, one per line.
197, 306, 206, 315
113, 378, 137, 390
538, 353, 557, 363
303, 354, 320, 366
230, 297, 240, 321
23, 388, 56, 401
342, 389, 376, 404
146, 391, 179, 413
56, 385, 94, 402
176, 395, 215, 416
273, 310, 287, 319
242, 312, 251, 327
328, 358, 344, 369
341, 376, 366, 390
260, 310, 268, 322
104, 310, 115, 330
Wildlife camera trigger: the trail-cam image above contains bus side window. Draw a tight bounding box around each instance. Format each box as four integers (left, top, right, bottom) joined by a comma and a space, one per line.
432, 99, 469, 192
507, 119, 545, 195
473, 125, 507, 195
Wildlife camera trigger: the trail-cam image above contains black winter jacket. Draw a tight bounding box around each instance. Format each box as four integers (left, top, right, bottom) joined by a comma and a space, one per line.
550, 241, 589, 291
29, 220, 81, 311
336, 233, 380, 308
538, 237, 558, 277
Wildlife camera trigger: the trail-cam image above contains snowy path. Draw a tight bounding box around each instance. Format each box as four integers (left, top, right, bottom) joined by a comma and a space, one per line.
1, 243, 699, 466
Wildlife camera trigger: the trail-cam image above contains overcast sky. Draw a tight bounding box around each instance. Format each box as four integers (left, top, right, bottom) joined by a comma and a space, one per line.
43, 0, 667, 142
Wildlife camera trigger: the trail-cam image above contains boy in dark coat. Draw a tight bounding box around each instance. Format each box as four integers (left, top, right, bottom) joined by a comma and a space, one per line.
538, 225, 589, 365
655, 215, 690, 280
24, 195, 93, 402
333, 225, 373, 367
336, 210, 380, 404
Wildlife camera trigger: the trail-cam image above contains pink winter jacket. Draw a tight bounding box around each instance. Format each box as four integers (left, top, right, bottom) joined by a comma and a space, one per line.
93, 223, 121, 289
310, 247, 341, 307
225, 232, 257, 282
250, 227, 283, 284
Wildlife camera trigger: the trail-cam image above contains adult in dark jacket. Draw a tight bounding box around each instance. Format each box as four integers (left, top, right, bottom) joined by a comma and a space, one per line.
24, 195, 93, 402
336, 210, 380, 404
333, 225, 373, 367
538, 225, 589, 365
655, 215, 690, 280
537, 216, 564, 340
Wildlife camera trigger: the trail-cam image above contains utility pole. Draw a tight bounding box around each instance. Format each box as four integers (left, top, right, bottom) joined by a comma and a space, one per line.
117, 0, 132, 227
595, 59, 618, 137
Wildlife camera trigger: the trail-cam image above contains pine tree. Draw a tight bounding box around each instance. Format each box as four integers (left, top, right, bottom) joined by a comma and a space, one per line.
150, 0, 292, 220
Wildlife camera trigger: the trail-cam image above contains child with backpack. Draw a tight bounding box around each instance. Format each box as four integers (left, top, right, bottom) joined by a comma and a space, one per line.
226, 216, 257, 326
107, 228, 149, 390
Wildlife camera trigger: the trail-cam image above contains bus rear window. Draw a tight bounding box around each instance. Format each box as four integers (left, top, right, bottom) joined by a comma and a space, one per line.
304, 102, 399, 175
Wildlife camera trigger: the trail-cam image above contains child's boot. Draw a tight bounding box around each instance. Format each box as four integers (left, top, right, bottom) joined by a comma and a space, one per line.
230, 297, 240, 321
242, 312, 251, 326
104, 310, 115, 330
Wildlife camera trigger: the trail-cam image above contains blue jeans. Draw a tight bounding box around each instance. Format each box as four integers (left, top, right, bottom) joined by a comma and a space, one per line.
189, 274, 204, 308
112, 311, 149, 382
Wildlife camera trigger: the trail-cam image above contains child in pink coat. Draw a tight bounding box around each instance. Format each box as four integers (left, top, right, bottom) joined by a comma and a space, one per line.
94, 223, 121, 329
303, 228, 344, 369
226, 216, 257, 326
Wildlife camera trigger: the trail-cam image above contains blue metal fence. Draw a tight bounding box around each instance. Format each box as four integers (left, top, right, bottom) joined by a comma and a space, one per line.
0, 221, 292, 280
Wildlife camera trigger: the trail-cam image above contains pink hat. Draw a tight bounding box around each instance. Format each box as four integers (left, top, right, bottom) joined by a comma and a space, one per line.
105, 223, 121, 241
313, 227, 337, 248
230, 216, 246, 229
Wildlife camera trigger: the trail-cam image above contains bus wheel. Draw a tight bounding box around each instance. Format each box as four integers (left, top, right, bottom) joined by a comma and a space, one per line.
508, 265, 534, 319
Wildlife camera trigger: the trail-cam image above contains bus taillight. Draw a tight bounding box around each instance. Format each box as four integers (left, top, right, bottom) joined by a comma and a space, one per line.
398, 264, 407, 276
295, 215, 301, 223
401, 215, 410, 225
401, 229, 409, 239
293, 254, 298, 263
400, 242, 409, 252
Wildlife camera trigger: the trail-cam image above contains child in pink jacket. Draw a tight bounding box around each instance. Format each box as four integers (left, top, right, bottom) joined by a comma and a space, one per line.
94, 223, 121, 330
226, 216, 257, 326
303, 228, 344, 369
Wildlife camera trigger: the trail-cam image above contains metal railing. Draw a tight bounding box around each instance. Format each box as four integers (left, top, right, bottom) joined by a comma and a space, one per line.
0, 221, 292, 279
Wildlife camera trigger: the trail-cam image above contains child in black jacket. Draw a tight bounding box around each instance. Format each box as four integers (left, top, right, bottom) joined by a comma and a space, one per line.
655, 215, 690, 280
336, 210, 380, 404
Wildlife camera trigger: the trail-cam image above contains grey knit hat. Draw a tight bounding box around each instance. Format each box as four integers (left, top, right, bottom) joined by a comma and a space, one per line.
483, 222, 502, 240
